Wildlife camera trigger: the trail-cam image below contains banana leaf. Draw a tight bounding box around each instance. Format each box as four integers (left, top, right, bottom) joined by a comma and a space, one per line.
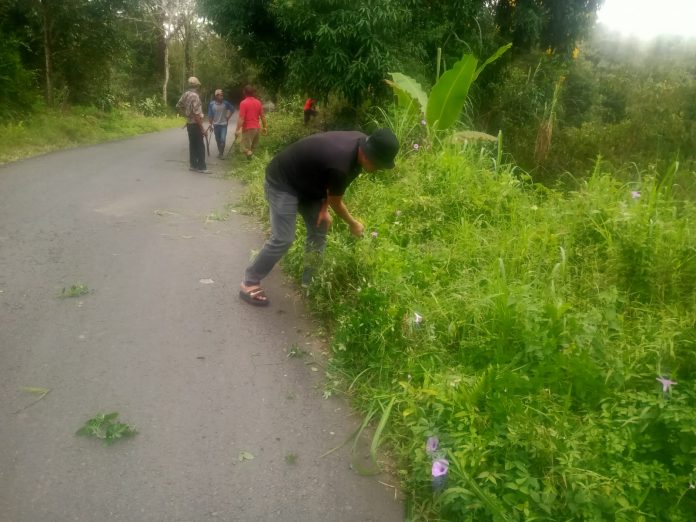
385, 72, 428, 114
426, 44, 512, 132
474, 43, 512, 80
425, 54, 477, 131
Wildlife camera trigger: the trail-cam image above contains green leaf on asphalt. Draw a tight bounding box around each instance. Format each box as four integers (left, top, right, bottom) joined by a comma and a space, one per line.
76, 412, 137, 445
21, 386, 50, 395
238, 451, 255, 461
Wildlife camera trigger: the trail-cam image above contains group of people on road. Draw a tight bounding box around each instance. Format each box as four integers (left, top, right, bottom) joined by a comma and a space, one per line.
176, 76, 400, 308
176, 77, 267, 172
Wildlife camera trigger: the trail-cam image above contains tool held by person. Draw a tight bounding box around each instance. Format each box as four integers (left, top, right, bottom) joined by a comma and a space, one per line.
204, 125, 212, 156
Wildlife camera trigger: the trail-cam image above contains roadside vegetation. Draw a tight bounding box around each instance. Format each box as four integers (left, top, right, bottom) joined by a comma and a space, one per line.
231, 103, 695, 519
0, 106, 179, 165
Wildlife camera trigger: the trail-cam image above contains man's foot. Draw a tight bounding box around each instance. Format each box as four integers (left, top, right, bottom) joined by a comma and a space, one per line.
239, 284, 270, 306
301, 267, 314, 288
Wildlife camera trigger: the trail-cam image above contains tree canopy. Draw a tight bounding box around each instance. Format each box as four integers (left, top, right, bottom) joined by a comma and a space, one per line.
199, 0, 603, 102
0, 0, 604, 114
495, 0, 604, 53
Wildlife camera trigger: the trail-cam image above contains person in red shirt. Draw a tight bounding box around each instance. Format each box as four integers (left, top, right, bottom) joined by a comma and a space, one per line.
303, 97, 317, 125
235, 85, 268, 159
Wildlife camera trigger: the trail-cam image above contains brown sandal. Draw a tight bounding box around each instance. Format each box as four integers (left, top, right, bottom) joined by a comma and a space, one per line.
239, 286, 270, 307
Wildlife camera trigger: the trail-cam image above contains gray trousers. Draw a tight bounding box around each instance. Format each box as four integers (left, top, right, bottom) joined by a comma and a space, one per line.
244, 182, 327, 285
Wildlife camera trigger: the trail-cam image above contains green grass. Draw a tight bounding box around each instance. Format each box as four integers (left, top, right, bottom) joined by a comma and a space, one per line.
0, 106, 180, 164
59, 283, 90, 298
230, 109, 696, 520
285, 453, 298, 465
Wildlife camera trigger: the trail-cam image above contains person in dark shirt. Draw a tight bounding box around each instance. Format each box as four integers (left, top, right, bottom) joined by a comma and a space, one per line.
239, 128, 400, 306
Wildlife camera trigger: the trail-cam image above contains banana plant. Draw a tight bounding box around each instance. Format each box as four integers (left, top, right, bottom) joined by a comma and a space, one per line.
385, 44, 512, 132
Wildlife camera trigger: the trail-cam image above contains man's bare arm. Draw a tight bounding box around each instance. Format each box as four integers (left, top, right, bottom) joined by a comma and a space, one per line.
328, 195, 364, 236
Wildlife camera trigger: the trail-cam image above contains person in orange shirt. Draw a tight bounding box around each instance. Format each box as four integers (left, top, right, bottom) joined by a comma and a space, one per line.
235, 85, 268, 159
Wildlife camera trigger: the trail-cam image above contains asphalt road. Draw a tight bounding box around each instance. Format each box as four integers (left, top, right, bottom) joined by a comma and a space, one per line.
0, 129, 404, 522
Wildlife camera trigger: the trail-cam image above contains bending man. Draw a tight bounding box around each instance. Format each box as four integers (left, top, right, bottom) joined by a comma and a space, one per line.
239, 128, 400, 306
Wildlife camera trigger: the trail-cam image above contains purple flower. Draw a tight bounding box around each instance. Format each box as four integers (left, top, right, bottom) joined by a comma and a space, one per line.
432, 459, 449, 477
413, 143, 420, 150
370, 231, 378, 238
657, 376, 677, 392
631, 191, 641, 199
426, 436, 439, 454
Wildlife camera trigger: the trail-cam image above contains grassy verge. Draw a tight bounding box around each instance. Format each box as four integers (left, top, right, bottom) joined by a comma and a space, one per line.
229, 110, 696, 521
0, 106, 181, 164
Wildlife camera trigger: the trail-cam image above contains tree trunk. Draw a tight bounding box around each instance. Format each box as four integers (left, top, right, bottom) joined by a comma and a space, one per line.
162, 43, 169, 106
40, 0, 53, 106
183, 18, 193, 79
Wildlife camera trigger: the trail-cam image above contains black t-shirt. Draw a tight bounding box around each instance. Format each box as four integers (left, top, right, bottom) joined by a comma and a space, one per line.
265, 131, 365, 201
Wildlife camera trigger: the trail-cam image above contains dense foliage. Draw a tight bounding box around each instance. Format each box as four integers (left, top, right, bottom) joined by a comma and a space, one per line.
0, 0, 247, 117
200, 0, 410, 103
1, 0, 148, 107
495, 0, 604, 53
232, 109, 696, 521
479, 29, 696, 183
199, 0, 602, 103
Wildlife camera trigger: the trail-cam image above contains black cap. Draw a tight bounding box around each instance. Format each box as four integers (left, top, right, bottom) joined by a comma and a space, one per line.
363, 128, 399, 169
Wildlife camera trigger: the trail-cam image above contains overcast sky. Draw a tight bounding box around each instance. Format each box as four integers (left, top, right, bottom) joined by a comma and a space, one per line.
597, 0, 696, 39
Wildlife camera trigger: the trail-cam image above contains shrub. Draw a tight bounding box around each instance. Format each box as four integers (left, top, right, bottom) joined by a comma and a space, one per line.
0, 36, 39, 119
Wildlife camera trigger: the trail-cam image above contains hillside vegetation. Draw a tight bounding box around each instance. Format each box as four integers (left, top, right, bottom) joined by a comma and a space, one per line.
232, 108, 695, 521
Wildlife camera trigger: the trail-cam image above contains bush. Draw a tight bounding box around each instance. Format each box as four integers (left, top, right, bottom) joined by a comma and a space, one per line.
135, 95, 165, 117
0, 36, 39, 119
